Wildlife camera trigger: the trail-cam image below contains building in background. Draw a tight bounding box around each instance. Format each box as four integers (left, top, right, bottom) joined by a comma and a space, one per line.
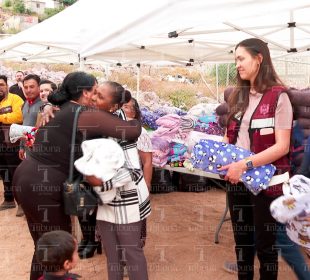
44, 0, 61, 8
24, 0, 46, 14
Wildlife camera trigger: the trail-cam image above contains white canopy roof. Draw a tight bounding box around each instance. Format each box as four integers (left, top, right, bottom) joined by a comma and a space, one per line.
0, 0, 309, 65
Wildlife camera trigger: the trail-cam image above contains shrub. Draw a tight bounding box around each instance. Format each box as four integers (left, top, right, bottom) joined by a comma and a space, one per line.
25, 8, 33, 15
59, 0, 77, 6
168, 89, 197, 110
109, 71, 137, 91
4, 0, 12, 8
39, 7, 64, 21
12, 0, 25, 14
6, 27, 20, 34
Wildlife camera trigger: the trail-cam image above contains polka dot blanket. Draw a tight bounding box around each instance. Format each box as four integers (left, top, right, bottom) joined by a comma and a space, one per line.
191, 139, 276, 195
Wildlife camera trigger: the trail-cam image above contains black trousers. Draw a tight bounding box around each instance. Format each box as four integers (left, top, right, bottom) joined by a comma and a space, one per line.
13, 158, 72, 280
227, 183, 278, 280
78, 207, 97, 242
0, 144, 21, 202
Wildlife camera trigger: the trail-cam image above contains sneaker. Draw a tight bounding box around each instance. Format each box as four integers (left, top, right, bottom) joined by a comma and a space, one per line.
223, 261, 238, 274
16, 205, 24, 217
0, 200, 16, 211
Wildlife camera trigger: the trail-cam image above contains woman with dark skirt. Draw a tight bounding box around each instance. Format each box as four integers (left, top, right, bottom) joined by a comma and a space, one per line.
13, 71, 141, 280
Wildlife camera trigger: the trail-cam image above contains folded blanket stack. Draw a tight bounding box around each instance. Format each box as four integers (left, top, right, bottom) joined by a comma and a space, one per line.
151, 137, 170, 167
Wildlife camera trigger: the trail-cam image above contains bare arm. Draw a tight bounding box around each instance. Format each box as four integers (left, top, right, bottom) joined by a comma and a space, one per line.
78, 109, 141, 141
219, 129, 291, 184
139, 150, 153, 189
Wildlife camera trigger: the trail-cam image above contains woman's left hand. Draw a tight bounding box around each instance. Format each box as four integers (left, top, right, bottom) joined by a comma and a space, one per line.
85, 175, 103, 186
218, 160, 246, 184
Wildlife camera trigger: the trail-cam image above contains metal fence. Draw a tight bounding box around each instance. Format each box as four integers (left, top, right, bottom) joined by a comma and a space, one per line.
204, 56, 310, 101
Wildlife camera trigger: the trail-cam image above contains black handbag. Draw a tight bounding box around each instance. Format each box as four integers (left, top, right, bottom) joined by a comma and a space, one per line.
63, 106, 98, 216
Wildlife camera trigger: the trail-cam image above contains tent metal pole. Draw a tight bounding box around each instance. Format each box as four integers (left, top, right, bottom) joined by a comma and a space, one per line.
104, 65, 110, 81
136, 64, 140, 99
290, 10, 295, 50
79, 59, 85, 70
224, 22, 288, 51
216, 63, 219, 102
198, 65, 216, 99
226, 63, 230, 87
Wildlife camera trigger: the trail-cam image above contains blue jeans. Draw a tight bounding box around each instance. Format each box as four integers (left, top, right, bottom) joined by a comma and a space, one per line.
276, 223, 310, 280
299, 135, 310, 178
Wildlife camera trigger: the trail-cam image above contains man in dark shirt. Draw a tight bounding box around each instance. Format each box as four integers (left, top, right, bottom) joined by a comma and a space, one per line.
9, 70, 26, 101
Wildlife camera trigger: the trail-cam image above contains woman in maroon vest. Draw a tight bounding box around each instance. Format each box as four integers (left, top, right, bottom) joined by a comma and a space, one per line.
219, 38, 293, 280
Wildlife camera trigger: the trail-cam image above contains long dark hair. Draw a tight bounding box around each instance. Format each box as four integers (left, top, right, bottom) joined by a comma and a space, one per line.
105, 81, 131, 109
227, 38, 284, 123
40, 79, 57, 92
129, 97, 141, 122
48, 71, 97, 106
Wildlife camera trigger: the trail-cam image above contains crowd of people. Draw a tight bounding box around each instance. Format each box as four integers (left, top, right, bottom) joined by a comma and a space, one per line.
0, 37, 310, 280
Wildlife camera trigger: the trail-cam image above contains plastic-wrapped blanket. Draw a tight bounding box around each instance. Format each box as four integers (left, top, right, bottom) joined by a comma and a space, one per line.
168, 142, 187, 162
74, 139, 126, 203
154, 107, 187, 117
141, 107, 161, 130
270, 175, 310, 249
151, 137, 170, 167
186, 131, 223, 154
191, 139, 276, 195
194, 121, 224, 136
9, 124, 35, 143
180, 115, 198, 132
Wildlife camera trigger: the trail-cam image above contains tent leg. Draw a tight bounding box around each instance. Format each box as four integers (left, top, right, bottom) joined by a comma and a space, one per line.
79, 58, 85, 71
136, 64, 140, 100
104, 65, 110, 80
216, 63, 219, 102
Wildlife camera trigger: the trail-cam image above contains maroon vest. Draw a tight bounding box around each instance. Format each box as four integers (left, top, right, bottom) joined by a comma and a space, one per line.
227, 86, 292, 197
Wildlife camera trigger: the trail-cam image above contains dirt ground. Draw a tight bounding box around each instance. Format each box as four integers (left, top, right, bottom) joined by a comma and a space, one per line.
0, 182, 308, 280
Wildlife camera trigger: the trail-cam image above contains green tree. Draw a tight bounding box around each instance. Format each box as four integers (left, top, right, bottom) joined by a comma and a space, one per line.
25, 8, 33, 15
168, 89, 197, 110
12, 0, 25, 14
58, 0, 77, 6
39, 7, 65, 21
3, 0, 12, 8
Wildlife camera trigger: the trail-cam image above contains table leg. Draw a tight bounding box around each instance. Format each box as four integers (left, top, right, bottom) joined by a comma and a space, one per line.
214, 192, 229, 244
209, 178, 230, 244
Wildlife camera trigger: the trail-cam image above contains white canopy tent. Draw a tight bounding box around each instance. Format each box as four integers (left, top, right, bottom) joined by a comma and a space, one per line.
0, 0, 310, 66
0, 0, 183, 64
82, 1, 310, 65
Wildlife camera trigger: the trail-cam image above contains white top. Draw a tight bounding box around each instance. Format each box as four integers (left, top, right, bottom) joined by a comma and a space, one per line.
137, 127, 153, 152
